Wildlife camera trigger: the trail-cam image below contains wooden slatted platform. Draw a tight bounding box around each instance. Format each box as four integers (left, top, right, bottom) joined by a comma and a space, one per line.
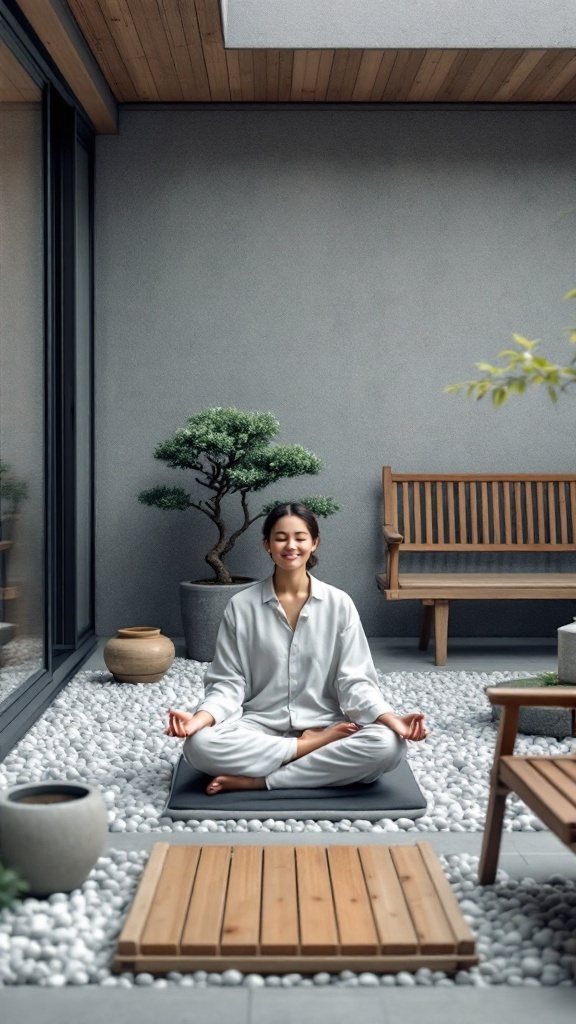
113, 842, 478, 975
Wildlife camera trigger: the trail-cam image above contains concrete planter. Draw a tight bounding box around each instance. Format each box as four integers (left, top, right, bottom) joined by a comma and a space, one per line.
0, 781, 108, 896
490, 677, 576, 739
180, 578, 257, 662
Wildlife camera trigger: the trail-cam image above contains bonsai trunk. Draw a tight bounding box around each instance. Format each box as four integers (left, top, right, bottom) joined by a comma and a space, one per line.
205, 549, 233, 585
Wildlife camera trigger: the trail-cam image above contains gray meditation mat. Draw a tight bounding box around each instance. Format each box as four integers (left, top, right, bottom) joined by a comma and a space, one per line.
164, 755, 428, 821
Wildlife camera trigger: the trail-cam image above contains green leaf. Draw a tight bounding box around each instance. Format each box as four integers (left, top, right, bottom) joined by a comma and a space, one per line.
564, 288, 576, 300
474, 362, 501, 374
512, 334, 538, 350
492, 386, 509, 407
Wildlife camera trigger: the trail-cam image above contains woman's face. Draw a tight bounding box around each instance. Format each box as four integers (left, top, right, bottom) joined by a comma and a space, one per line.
264, 514, 319, 571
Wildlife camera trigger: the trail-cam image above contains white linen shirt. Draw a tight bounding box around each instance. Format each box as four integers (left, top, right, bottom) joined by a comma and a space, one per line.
195, 574, 394, 731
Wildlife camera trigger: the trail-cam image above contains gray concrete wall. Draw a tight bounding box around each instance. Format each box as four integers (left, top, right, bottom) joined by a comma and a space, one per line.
95, 107, 576, 640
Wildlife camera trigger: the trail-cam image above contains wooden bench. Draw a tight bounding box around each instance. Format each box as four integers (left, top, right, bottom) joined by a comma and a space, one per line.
376, 468, 576, 665
479, 687, 576, 884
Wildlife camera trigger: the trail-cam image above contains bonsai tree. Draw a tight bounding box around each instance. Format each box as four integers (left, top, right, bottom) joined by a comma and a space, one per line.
0, 460, 28, 539
445, 287, 576, 405
138, 408, 339, 584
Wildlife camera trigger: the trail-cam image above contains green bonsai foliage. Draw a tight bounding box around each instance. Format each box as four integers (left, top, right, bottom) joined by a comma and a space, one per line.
445, 288, 576, 406
0, 860, 29, 910
139, 408, 339, 584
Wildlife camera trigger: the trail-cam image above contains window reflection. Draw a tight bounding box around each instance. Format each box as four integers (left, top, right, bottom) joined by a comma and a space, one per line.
0, 39, 44, 705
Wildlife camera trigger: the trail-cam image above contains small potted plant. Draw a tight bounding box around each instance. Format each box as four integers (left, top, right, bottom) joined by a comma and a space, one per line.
139, 408, 339, 661
0, 460, 28, 641
0, 859, 29, 909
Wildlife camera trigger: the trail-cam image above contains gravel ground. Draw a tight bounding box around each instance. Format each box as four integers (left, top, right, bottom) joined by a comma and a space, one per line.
0, 850, 575, 988
0, 661, 573, 835
0, 662, 575, 988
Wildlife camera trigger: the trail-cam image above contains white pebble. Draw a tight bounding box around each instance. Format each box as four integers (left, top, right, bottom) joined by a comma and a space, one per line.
221, 969, 243, 985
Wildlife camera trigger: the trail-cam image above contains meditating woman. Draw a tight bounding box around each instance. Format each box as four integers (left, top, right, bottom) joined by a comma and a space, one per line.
165, 502, 428, 795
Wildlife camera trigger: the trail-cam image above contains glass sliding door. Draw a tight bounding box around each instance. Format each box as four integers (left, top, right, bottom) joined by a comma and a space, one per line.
0, 4, 96, 760
0, 37, 45, 706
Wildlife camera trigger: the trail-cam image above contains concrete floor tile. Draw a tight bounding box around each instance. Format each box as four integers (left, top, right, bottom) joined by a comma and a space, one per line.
510, 853, 576, 882
377, 988, 576, 1023
1, 987, 251, 1024
250, 988, 388, 1024
510, 831, 570, 854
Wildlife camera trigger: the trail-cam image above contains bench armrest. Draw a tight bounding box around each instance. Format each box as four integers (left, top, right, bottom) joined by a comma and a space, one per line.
486, 686, 576, 709
383, 524, 403, 545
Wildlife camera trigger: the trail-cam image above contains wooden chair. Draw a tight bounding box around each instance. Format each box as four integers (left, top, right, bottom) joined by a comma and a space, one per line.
479, 686, 576, 884
377, 468, 576, 665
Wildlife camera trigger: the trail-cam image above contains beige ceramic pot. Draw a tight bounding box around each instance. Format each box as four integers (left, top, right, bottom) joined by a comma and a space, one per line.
103, 626, 175, 683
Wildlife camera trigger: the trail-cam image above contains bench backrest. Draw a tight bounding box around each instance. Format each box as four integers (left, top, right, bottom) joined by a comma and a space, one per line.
383, 467, 576, 551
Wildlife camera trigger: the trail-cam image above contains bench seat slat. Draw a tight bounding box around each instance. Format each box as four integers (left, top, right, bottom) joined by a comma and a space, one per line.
500, 757, 576, 842
531, 760, 576, 808
397, 572, 576, 589
377, 572, 576, 601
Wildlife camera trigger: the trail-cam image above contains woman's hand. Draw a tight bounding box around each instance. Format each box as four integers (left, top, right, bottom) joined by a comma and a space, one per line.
165, 708, 215, 738
377, 711, 428, 741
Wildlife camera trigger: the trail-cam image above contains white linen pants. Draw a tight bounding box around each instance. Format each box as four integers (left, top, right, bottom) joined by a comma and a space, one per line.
182, 719, 406, 789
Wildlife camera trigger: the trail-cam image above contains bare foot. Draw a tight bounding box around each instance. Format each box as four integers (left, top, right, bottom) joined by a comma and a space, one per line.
206, 775, 266, 795
291, 722, 360, 762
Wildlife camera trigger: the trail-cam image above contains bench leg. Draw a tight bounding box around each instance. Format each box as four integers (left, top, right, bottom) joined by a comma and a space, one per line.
478, 779, 510, 885
433, 600, 449, 666
419, 601, 434, 651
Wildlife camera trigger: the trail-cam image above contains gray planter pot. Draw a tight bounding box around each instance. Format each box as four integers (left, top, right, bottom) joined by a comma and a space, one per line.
0, 781, 108, 897
490, 678, 576, 740
180, 578, 257, 662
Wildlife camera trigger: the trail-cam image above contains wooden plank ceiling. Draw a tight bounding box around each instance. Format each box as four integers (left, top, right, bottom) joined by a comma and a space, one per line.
66, 0, 576, 105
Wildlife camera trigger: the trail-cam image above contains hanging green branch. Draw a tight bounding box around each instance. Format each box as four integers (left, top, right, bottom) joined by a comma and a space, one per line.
445, 288, 576, 406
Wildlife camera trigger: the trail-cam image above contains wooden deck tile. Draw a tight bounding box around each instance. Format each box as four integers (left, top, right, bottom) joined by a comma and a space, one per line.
260, 847, 299, 955
296, 846, 339, 955
113, 842, 478, 975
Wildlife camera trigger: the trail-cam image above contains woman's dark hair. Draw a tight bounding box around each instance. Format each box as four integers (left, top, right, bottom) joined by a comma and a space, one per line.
262, 502, 320, 569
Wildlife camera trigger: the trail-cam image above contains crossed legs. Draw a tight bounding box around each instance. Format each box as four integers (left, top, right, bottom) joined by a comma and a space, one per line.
183, 719, 406, 794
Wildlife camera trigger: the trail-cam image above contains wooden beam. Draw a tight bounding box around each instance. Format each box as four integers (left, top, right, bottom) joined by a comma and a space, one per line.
16, 0, 118, 132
